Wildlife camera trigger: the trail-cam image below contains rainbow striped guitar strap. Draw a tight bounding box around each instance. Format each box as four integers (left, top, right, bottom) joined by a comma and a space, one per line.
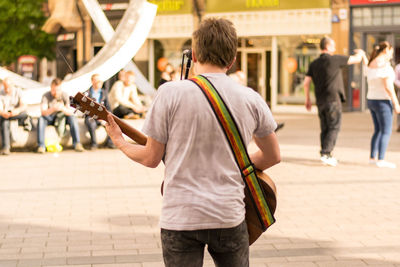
190, 75, 275, 231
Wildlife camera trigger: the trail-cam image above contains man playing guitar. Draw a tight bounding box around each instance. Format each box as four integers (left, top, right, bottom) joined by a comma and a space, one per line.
105, 18, 281, 267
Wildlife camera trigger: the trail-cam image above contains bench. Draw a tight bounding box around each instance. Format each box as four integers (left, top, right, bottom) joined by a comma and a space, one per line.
1, 117, 145, 151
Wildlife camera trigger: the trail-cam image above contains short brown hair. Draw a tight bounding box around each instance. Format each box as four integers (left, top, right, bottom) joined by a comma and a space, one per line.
192, 18, 237, 68
51, 78, 62, 86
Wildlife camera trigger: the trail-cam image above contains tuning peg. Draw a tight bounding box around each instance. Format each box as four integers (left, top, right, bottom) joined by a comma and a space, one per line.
98, 106, 103, 112
73, 105, 81, 114
90, 101, 95, 107
81, 96, 88, 102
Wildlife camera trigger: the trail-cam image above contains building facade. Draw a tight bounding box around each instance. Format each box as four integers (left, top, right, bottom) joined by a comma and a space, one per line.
148, 0, 332, 110
349, 0, 400, 111
48, 0, 335, 110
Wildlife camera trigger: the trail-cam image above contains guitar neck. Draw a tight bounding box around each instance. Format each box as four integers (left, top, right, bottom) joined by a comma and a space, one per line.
110, 113, 147, 146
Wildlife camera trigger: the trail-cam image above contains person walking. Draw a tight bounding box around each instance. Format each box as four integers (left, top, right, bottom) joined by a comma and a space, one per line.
303, 36, 365, 166
365, 41, 400, 168
105, 18, 281, 267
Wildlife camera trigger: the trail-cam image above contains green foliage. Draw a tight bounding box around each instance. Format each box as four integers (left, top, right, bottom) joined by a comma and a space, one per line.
0, 0, 55, 65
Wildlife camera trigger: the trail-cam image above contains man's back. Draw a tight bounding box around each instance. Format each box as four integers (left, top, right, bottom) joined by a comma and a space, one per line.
142, 73, 276, 231
307, 53, 348, 106
104, 18, 281, 266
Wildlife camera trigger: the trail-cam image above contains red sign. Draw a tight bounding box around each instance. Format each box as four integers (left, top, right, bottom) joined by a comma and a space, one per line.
18, 55, 37, 64
351, 0, 400, 5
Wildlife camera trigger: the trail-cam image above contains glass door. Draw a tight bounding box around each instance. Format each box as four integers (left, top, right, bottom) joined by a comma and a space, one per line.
365, 33, 394, 56
244, 51, 267, 100
394, 33, 400, 64
235, 49, 268, 101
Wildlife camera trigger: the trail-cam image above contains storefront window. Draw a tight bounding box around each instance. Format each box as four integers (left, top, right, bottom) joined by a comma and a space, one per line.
353, 6, 400, 27
394, 7, 400, 24
372, 7, 382, 26
277, 36, 321, 105
363, 8, 372, 26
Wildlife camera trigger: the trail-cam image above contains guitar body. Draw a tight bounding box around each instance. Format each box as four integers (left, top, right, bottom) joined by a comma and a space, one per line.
70, 92, 277, 245
245, 170, 277, 245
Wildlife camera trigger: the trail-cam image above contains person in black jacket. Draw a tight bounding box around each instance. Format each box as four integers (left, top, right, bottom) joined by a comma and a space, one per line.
84, 74, 115, 150
303, 37, 365, 166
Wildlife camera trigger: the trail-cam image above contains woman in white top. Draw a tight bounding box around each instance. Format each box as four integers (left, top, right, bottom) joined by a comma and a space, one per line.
366, 41, 400, 168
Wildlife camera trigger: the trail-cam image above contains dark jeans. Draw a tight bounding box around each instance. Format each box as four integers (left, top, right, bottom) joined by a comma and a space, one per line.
37, 113, 80, 148
113, 105, 141, 118
317, 102, 342, 156
367, 99, 393, 160
161, 220, 249, 267
0, 112, 29, 149
84, 116, 113, 146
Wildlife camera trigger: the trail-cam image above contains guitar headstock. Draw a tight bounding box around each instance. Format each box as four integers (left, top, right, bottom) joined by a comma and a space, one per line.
70, 92, 108, 121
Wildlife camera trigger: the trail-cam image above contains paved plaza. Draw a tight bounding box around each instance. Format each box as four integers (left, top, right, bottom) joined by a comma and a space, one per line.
0, 111, 400, 267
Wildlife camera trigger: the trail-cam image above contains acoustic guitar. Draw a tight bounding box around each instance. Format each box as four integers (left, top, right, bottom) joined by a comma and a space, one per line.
70, 92, 277, 245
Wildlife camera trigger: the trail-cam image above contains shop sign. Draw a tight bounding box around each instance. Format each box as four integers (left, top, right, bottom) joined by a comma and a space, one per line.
206, 0, 329, 13
18, 55, 37, 79
101, 3, 129, 10
18, 55, 37, 65
148, 0, 191, 14
339, 9, 347, 20
350, 0, 400, 5
56, 33, 75, 42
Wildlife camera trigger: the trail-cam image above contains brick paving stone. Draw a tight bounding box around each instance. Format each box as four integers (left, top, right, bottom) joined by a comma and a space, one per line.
17, 259, 43, 267
316, 260, 368, 267
142, 263, 164, 267
67, 255, 116, 265
267, 262, 319, 267
0, 261, 18, 267
1, 112, 400, 266
0, 254, 19, 260
93, 264, 142, 267
286, 255, 335, 262
91, 249, 138, 256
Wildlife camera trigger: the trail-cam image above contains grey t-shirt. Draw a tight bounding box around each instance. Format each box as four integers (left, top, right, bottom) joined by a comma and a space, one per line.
142, 73, 277, 231
41, 91, 70, 110
0, 87, 23, 111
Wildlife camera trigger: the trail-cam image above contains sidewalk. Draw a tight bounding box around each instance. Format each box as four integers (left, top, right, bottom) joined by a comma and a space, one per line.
0, 111, 399, 267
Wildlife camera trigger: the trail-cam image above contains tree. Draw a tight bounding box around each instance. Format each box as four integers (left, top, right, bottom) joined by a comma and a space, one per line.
0, 0, 55, 65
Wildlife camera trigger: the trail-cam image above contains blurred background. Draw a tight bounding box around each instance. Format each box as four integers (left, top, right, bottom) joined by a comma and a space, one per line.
1, 0, 400, 111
